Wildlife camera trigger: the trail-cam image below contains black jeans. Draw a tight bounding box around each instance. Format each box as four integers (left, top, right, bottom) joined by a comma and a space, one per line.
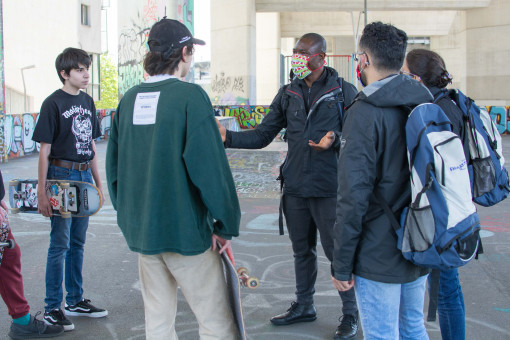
283, 195, 357, 316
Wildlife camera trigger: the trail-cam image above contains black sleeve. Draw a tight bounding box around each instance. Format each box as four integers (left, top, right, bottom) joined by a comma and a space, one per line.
91, 100, 101, 139
225, 87, 287, 149
32, 97, 58, 144
333, 104, 378, 281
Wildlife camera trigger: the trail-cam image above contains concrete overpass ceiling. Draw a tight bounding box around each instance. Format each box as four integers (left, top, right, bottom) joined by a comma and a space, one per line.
256, 0, 491, 12
280, 11, 458, 37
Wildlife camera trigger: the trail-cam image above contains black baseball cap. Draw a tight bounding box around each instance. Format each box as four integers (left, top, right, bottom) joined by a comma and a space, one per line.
148, 17, 205, 58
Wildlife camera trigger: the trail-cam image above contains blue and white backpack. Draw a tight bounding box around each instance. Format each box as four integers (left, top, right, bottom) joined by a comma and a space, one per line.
437, 89, 510, 207
377, 103, 481, 270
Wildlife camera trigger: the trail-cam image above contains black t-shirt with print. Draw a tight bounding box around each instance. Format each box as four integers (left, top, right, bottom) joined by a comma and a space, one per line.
32, 89, 101, 163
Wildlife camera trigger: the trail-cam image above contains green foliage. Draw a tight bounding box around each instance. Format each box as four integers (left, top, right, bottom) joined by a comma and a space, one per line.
95, 54, 119, 109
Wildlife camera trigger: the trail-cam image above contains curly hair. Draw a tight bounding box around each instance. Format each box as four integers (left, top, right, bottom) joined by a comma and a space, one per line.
359, 22, 408, 72
143, 42, 194, 76
405, 49, 453, 88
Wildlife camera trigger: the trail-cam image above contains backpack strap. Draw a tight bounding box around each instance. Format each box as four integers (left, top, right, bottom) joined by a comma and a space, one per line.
373, 190, 401, 232
433, 90, 448, 104
336, 77, 346, 129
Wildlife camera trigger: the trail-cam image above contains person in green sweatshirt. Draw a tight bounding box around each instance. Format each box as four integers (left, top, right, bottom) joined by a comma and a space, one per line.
105, 18, 241, 339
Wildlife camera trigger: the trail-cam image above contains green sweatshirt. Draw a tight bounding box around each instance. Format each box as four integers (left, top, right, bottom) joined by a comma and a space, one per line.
106, 78, 240, 255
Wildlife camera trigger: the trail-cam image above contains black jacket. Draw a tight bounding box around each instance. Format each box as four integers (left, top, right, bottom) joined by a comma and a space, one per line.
225, 67, 357, 197
333, 75, 433, 283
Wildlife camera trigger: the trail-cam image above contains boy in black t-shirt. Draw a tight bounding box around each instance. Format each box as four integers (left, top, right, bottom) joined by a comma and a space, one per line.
32, 48, 107, 332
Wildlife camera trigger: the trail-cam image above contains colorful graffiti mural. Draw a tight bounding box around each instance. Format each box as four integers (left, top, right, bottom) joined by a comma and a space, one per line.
487, 106, 510, 135
1, 110, 115, 162
214, 105, 269, 129
1, 104, 508, 162
118, 0, 194, 97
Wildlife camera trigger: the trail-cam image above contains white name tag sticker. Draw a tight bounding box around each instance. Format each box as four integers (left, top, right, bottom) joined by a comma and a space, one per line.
133, 92, 160, 125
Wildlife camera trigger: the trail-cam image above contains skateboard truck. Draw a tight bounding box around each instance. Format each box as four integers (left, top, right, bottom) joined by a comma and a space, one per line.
0, 239, 15, 249
237, 267, 259, 289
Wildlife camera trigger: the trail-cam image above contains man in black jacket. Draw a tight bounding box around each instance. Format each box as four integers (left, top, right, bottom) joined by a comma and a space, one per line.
217, 33, 359, 339
331, 22, 432, 339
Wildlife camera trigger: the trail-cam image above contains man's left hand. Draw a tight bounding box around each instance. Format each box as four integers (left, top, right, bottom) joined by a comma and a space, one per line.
309, 131, 335, 151
331, 276, 355, 291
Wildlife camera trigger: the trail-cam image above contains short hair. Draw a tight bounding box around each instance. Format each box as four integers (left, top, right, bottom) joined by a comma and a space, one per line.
55, 48, 91, 84
299, 33, 327, 54
359, 22, 407, 72
143, 42, 194, 76
406, 49, 453, 89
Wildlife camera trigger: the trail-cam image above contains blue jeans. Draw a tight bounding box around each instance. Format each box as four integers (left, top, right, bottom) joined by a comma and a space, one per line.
436, 269, 465, 340
355, 275, 429, 340
45, 165, 92, 311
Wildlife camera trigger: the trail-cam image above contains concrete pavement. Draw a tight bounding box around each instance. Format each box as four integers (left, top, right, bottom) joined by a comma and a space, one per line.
0, 137, 509, 339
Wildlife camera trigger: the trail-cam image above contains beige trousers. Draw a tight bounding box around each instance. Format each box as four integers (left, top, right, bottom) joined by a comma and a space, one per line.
138, 249, 238, 340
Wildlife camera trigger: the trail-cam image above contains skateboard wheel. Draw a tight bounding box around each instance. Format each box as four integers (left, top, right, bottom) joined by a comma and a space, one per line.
6, 239, 15, 249
10, 208, 20, 214
61, 211, 72, 219
247, 277, 259, 289
9, 180, 19, 187
60, 182, 70, 189
237, 267, 248, 276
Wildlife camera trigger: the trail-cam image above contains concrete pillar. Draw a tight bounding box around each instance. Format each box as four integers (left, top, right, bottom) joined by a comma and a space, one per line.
256, 12, 280, 105
430, 11, 467, 94
465, 0, 510, 104
331, 36, 356, 84
210, 0, 256, 105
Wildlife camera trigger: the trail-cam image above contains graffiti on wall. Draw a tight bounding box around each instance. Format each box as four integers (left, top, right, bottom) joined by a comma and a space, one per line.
3, 113, 39, 158
211, 72, 250, 105
214, 105, 269, 129
1, 105, 508, 162
177, 0, 193, 32
118, 23, 150, 96
487, 106, 510, 135
212, 104, 510, 133
118, 0, 163, 96
118, 0, 194, 96
1, 110, 114, 161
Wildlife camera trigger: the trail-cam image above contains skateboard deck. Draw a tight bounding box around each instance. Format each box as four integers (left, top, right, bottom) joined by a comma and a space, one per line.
219, 245, 259, 340
8, 179, 102, 218
0, 220, 15, 266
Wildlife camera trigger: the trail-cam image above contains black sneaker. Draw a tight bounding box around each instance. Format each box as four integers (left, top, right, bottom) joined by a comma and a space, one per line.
334, 313, 359, 340
64, 299, 108, 318
9, 312, 64, 339
43, 309, 74, 332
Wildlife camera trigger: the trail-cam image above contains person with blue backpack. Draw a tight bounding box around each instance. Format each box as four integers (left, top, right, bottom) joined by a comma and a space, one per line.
402, 49, 470, 340
331, 22, 432, 339
402, 48, 509, 340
